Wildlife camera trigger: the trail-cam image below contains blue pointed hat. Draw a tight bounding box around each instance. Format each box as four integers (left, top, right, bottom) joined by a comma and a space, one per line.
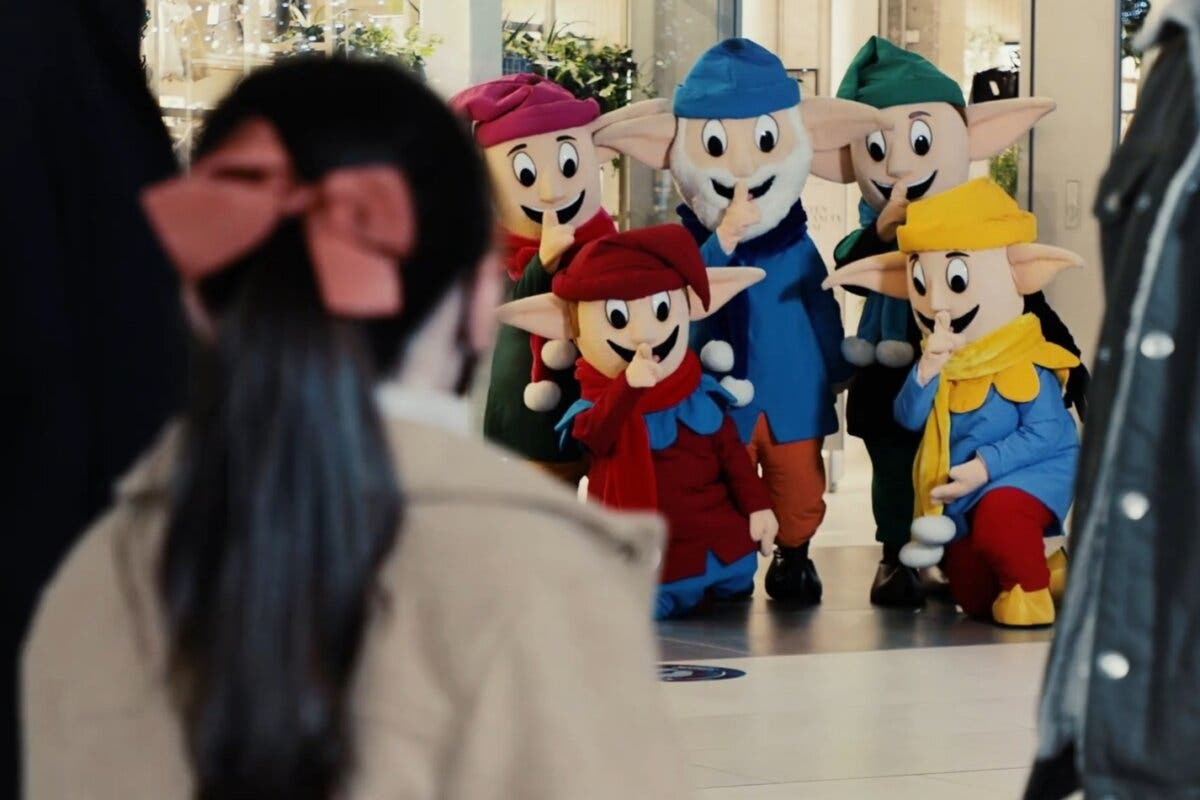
673, 38, 801, 119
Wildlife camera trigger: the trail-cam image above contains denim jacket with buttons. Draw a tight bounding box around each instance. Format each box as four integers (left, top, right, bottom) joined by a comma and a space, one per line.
1028, 7, 1200, 798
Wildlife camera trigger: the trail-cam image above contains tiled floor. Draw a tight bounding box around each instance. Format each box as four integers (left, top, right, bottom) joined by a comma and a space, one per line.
657, 437, 1064, 798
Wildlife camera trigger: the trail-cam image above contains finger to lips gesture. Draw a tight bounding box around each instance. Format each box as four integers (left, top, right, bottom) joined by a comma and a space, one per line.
876, 179, 909, 243
715, 181, 762, 254
917, 311, 965, 386
626, 342, 665, 388
539, 218, 577, 273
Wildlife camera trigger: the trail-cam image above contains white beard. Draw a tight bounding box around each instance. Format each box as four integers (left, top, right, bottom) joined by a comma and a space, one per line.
670, 107, 813, 241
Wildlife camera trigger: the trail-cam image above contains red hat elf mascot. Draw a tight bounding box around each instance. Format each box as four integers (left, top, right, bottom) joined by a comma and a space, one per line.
450, 75, 673, 486
498, 224, 779, 619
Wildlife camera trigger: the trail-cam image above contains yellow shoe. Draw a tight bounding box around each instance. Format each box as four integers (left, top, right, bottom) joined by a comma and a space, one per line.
1047, 548, 1068, 604
992, 585, 1056, 627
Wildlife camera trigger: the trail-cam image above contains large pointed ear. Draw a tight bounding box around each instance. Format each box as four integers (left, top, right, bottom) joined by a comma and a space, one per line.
966, 97, 1056, 160
820, 251, 910, 299
689, 267, 766, 320
800, 97, 889, 152
496, 293, 575, 340
810, 145, 857, 183
1007, 243, 1083, 295
593, 98, 677, 168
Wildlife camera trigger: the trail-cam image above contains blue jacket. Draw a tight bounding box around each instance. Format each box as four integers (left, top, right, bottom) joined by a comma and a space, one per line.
894, 365, 1079, 539
680, 201, 852, 444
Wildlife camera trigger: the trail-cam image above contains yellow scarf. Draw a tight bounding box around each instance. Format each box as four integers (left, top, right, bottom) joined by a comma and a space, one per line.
914, 313, 1079, 518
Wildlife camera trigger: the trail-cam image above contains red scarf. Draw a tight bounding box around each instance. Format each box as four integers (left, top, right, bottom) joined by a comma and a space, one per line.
576, 351, 702, 511
502, 209, 618, 384
501, 208, 617, 280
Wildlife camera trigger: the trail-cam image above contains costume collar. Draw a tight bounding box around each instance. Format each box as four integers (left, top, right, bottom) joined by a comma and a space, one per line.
676, 199, 810, 260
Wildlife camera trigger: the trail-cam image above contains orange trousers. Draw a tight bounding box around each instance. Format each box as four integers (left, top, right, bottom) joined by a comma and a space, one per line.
745, 414, 827, 547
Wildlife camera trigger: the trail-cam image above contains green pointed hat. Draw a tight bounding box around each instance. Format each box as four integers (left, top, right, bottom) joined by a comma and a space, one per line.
836, 36, 964, 109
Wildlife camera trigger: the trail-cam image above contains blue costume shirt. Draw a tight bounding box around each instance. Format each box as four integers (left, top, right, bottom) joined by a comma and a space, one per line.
680, 201, 852, 444
893, 365, 1080, 539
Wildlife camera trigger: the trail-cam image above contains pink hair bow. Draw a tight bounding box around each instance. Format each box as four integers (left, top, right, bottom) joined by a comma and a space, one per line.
142, 117, 415, 317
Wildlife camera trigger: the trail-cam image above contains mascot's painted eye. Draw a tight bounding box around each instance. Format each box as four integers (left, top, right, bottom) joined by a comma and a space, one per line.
702, 120, 728, 157
910, 120, 933, 156
511, 152, 537, 188
605, 299, 630, 329
866, 131, 887, 163
558, 141, 579, 178
754, 115, 779, 153
946, 257, 969, 293
651, 291, 671, 322
912, 261, 927, 296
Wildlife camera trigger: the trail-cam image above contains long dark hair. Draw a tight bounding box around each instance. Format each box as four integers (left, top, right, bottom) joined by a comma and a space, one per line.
160, 59, 490, 800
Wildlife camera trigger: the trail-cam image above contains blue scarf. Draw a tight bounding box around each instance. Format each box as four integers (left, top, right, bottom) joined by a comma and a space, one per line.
677, 199, 811, 381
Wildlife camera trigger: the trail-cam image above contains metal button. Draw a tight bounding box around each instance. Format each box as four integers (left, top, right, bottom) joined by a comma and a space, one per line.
1140, 331, 1175, 359
1098, 651, 1131, 680
1103, 192, 1122, 214
1134, 193, 1153, 212
1097, 346, 1112, 364
1120, 491, 1150, 521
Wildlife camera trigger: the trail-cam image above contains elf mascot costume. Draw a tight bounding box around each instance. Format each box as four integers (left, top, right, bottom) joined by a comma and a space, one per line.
498, 225, 780, 619
826, 37, 1088, 607
607, 39, 887, 604
450, 75, 672, 485
824, 179, 1080, 628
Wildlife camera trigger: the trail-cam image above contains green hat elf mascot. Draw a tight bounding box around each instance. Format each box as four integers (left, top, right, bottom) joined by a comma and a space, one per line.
497, 224, 779, 619
827, 36, 1088, 608
824, 179, 1080, 627
450, 75, 672, 485
596, 38, 888, 604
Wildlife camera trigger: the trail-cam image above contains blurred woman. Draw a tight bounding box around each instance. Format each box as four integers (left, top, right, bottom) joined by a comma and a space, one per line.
21, 59, 687, 800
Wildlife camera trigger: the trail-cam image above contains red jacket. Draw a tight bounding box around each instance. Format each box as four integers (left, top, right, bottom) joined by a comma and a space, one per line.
571, 373, 770, 582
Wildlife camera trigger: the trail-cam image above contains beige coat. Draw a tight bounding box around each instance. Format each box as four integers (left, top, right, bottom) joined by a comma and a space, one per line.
22, 417, 691, 799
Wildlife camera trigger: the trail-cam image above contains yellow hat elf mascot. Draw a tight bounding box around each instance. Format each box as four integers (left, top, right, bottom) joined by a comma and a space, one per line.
823, 179, 1081, 627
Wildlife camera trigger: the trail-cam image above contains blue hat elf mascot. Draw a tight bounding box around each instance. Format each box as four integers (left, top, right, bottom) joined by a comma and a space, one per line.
496, 224, 779, 619
824, 36, 1088, 608
599, 38, 887, 604
824, 178, 1081, 628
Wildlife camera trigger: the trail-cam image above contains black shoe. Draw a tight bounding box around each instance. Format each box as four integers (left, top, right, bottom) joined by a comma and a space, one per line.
870, 542, 924, 608
764, 543, 822, 605
870, 562, 925, 607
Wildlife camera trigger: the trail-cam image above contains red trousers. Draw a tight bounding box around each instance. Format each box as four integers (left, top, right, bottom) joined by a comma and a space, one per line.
745, 414, 826, 547
943, 487, 1053, 620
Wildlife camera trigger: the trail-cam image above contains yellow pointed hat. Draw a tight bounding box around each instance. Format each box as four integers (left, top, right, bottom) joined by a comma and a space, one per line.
897, 177, 1037, 253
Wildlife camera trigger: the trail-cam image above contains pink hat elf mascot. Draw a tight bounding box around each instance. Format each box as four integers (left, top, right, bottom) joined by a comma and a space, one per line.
498, 224, 779, 619
451, 75, 673, 486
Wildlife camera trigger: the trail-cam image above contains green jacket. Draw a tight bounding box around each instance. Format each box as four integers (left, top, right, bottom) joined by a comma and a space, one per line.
483, 255, 582, 462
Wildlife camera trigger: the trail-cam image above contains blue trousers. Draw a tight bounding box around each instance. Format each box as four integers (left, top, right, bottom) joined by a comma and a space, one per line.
655, 551, 758, 620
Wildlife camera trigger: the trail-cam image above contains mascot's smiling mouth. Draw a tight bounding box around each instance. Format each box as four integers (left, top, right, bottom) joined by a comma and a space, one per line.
916, 305, 980, 334
711, 176, 775, 201
607, 326, 680, 363
872, 171, 938, 202
521, 190, 586, 225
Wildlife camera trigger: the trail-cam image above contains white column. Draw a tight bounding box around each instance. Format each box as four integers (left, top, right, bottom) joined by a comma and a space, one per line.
421, 0, 502, 98
1029, 0, 1119, 360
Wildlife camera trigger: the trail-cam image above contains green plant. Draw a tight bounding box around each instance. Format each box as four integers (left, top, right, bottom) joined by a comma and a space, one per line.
277, 6, 441, 71
503, 20, 651, 113
989, 144, 1019, 198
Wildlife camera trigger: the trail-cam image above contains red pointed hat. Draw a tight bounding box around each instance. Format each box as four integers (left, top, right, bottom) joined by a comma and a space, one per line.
448, 73, 600, 147
552, 224, 711, 310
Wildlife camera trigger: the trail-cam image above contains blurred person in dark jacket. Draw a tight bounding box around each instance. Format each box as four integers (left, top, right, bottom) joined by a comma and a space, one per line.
0, 1, 184, 792
1028, 2, 1200, 796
